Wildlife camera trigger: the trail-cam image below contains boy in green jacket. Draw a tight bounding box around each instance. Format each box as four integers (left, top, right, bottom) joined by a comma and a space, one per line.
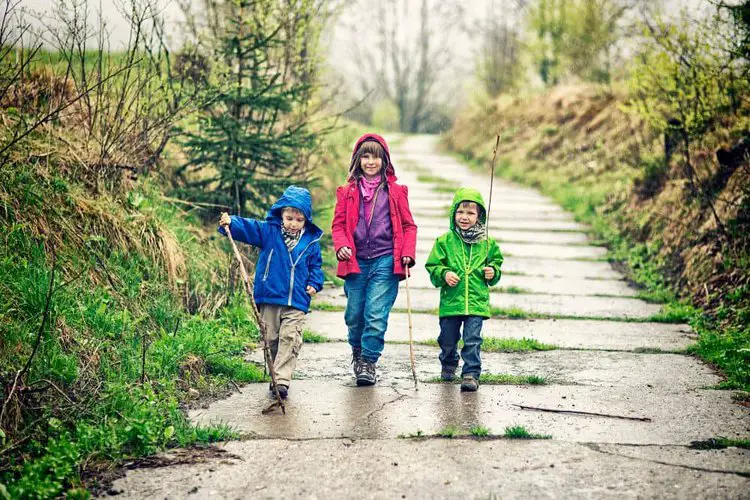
425, 187, 504, 391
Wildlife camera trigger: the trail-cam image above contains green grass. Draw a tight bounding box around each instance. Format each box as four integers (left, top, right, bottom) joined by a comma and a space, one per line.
425, 373, 547, 385
483, 337, 558, 353
496, 286, 532, 294
437, 426, 459, 438
503, 425, 552, 440
689, 437, 750, 450
310, 302, 345, 312
470, 425, 491, 437
302, 330, 329, 343
0, 168, 262, 496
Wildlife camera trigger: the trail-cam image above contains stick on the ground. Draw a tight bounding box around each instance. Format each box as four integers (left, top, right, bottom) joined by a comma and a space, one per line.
404, 267, 418, 389
222, 224, 285, 415
512, 404, 652, 422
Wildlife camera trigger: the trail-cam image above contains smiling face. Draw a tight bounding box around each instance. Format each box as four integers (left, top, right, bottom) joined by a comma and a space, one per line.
360, 152, 383, 180
281, 207, 306, 233
454, 201, 479, 230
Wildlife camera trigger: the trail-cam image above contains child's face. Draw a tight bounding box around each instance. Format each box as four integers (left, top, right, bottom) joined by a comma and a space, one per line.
455, 202, 479, 230
282, 208, 306, 233
360, 152, 383, 180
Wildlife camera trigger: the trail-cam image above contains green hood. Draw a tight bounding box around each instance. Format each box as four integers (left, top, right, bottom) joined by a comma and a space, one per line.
449, 187, 487, 231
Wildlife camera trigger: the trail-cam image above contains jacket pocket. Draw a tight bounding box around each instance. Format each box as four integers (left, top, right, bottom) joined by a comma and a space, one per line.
262, 249, 274, 281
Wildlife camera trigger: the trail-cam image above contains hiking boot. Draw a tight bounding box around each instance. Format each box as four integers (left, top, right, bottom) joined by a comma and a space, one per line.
352, 348, 363, 377
356, 360, 377, 386
441, 365, 457, 382
268, 383, 288, 399
460, 375, 479, 392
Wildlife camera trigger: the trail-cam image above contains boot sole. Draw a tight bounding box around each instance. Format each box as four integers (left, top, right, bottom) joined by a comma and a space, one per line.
356, 377, 376, 386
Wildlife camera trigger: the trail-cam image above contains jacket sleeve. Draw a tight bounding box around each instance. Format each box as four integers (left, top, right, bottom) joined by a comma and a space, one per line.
486, 239, 504, 287
331, 186, 352, 252
218, 215, 266, 248
425, 238, 450, 288
307, 242, 325, 292
398, 185, 418, 263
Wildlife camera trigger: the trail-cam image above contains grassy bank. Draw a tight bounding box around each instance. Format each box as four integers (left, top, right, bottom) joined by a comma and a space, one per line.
443, 85, 749, 391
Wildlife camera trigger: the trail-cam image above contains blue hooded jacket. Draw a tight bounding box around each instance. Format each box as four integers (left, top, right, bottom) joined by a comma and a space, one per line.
218, 186, 325, 313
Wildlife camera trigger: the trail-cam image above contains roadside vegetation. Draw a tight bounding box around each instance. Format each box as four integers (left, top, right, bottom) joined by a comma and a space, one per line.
443, 1, 750, 391
0, 0, 351, 495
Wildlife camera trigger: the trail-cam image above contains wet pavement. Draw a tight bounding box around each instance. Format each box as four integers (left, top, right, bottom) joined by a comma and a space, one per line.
112, 135, 749, 498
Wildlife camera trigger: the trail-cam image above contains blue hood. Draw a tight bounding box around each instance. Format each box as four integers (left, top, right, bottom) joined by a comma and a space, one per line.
266, 186, 322, 237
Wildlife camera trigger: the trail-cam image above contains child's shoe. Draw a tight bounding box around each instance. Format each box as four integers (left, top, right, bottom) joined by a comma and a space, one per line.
269, 383, 289, 399
460, 375, 479, 392
440, 365, 457, 381
356, 360, 377, 386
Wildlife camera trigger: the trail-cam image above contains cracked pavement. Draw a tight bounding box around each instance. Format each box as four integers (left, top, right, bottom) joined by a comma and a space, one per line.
111, 135, 749, 499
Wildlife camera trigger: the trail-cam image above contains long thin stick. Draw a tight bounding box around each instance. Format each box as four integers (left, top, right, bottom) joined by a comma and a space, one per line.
222, 224, 285, 415
512, 404, 652, 422
485, 134, 500, 263
404, 268, 418, 389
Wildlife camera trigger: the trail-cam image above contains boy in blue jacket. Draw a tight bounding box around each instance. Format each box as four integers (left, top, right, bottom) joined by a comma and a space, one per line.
219, 186, 324, 399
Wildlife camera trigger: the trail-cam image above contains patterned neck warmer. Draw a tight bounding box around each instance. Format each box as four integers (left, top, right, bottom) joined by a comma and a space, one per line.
282, 227, 304, 250
359, 176, 383, 203
457, 222, 486, 245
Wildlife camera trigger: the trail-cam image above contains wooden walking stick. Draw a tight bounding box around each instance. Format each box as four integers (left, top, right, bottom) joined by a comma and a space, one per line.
404, 266, 418, 389
222, 223, 285, 415
485, 134, 500, 263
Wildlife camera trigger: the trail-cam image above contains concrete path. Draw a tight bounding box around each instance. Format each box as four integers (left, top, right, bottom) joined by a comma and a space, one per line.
113, 135, 749, 498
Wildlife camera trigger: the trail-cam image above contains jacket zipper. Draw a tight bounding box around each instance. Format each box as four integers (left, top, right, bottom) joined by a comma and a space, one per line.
263, 249, 274, 281
460, 241, 472, 315
287, 236, 323, 306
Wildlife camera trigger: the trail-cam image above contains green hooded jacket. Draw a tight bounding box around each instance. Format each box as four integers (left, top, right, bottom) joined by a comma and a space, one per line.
425, 187, 504, 318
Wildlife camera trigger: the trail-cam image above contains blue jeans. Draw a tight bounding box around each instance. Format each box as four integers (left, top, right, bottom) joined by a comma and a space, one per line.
344, 255, 399, 363
438, 316, 484, 377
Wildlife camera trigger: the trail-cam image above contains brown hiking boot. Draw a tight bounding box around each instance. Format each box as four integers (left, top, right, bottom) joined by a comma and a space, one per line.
460, 375, 479, 392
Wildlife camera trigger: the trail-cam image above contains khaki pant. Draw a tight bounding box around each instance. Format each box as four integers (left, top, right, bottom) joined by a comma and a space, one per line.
258, 304, 305, 387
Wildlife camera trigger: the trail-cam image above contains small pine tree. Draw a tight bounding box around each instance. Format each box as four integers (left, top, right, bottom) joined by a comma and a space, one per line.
178, 0, 317, 217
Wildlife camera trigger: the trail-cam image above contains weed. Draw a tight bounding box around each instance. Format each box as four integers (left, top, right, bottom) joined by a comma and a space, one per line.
689, 437, 750, 450
503, 425, 552, 440
483, 337, 558, 353
303, 330, 329, 343
437, 426, 458, 438
470, 426, 491, 437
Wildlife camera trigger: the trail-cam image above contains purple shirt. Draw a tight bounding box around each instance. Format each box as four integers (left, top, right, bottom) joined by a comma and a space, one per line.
354, 186, 393, 259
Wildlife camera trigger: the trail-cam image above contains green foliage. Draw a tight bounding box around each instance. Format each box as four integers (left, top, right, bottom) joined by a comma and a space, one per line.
503, 425, 552, 440
482, 337, 558, 353
626, 11, 747, 140
437, 426, 458, 438
689, 437, 750, 450
526, 0, 628, 85
371, 100, 401, 131
302, 330, 328, 343
479, 373, 547, 385
178, 1, 322, 217
469, 426, 491, 437
0, 165, 260, 495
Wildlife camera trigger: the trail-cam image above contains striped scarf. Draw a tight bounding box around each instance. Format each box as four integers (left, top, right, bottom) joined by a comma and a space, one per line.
282, 227, 304, 251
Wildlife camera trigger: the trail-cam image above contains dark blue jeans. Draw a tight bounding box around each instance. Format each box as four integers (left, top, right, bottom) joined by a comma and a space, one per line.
438, 316, 484, 378
344, 255, 399, 363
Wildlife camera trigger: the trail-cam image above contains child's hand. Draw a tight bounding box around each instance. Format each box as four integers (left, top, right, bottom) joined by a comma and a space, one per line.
401, 256, 414, 267
306, 285, 317, 297
445, 271, 460, 287
336, 246, 352, 261
483, 266, 495, 280
219, 212, 231, 227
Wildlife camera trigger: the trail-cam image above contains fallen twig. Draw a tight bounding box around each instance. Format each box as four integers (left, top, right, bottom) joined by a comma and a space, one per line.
512, 404, 652, 422
230, 380, 242, 394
